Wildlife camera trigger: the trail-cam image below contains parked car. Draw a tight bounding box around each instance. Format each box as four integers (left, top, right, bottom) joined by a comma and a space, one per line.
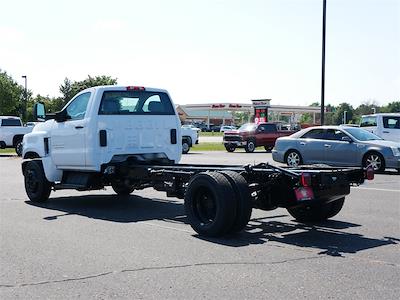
182, 124, 201, 133
0, 116, 33, 156
181, 126, 199, 154
220, 125, 236, 132
223, 123, 295, 153
360, 113, 400, 142
272, 125, 400, 172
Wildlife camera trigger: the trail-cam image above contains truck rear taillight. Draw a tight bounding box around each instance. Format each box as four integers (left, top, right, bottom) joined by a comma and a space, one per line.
300, 172, 312, 187
365, 167, 374, 180
126, 86, 145, 91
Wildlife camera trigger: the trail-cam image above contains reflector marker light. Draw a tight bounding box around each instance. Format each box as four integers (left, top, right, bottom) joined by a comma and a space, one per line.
365, 167, 374, 180
300, 172, 312, 187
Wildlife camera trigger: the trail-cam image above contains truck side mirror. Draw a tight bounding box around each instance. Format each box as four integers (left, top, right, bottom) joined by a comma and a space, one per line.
33, 103, 46, 121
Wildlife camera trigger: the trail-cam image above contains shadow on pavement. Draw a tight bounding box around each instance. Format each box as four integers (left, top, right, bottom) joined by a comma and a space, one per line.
198, 217, 398, 256
26, 194, 187, 224
26, 194, 398, 256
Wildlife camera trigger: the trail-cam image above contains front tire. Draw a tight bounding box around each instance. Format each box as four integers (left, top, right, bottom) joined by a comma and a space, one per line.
245, 140, 256, 153
287, 197, 345, 223
363, 152, 385, 172
15, 140, 23, 156
24, 160, 52, 202
182, 141, 190, 154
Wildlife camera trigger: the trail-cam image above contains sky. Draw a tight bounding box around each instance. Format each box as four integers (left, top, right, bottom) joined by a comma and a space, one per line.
1, 0, 399, 107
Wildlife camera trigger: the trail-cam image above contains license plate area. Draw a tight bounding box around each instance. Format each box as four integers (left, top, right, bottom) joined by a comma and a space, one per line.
294, 187, 314, 201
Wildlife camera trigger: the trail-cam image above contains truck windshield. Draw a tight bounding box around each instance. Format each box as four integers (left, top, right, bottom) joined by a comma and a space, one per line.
344, 127, 382, 141
99, 91, 175, 115
238, 123, 257, 131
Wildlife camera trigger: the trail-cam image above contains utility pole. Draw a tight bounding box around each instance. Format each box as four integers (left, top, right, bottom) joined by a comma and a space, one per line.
320, 0, 327, 125
22, 75, 27, 121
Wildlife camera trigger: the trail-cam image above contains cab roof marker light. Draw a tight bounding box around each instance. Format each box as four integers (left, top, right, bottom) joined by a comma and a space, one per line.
126, 86, 145, 91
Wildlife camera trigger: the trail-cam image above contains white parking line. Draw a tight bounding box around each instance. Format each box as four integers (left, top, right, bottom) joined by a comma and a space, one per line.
353, 187, 400, 193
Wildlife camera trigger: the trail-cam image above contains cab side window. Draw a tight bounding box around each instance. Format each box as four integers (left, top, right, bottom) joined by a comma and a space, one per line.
383, 116, 400, 129
66, 92, 91, 120
325, 129, 348, 141
301, 128, 325, 139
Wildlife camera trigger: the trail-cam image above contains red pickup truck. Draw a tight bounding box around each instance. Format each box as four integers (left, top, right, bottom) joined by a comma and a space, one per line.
223, 123, 295, 152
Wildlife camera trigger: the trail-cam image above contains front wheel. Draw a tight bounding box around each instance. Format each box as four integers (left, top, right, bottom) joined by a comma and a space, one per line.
245, 140, 256, 153
182, 141, 190, 154
363, 152, 385, 172
15, 140, 23, 156
287, 198, 345, 223
24, 160, 52, 202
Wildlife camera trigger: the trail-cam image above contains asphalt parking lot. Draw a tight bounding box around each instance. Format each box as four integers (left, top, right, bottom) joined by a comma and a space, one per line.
1, 152, 399, 299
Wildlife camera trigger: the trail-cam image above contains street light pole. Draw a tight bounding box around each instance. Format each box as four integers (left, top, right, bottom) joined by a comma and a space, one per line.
343, 110, 347, 124
22, 75, 27, 121
320, 0, 327, 125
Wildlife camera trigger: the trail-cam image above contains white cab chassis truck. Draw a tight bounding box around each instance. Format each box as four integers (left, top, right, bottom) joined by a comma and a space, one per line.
22, 85, 372, 237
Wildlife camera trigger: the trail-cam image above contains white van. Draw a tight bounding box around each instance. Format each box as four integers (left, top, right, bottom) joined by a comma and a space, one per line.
360, 113, 400, 142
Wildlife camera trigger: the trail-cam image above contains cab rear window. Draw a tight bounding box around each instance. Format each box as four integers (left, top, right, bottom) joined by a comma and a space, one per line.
99, 91, 175, 115
1, 119, 22, 126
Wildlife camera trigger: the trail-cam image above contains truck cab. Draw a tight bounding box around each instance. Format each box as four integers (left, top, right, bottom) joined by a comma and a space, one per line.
360, 113, 400, 142
23, 86, 182, 183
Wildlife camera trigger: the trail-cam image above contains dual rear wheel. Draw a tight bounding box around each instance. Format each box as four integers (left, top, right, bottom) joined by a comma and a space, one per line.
184, 171, 252, 237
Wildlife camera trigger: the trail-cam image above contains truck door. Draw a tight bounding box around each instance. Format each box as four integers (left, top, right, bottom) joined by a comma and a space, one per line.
382, 116, 400, 142
51, 92, 91, 168
297, 128, 326, 163
324, 129, 357, 166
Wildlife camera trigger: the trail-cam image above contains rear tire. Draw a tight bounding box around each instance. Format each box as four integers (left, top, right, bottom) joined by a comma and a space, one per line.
184, 172, 237, 237
24, 160, 52, 202
285, 150, 302, 167
111, 181, 134, 195
245, 140, 256, 153
225, 144, 236, 152
287, 197, 345, 222
219, 171, 252, 233
264, 145, 273, 152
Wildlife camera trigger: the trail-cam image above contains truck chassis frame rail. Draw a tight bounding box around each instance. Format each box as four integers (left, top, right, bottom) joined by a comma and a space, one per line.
22, 159, 371, 237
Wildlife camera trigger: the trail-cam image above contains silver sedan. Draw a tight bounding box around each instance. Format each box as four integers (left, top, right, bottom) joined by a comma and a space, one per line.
272, 126, 400, 172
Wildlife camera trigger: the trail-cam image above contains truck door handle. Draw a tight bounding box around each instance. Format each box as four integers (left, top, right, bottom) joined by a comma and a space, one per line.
324, 144, 331, 148
300, 142, 306, 145
382, 131, 389, 133
75, 126, 84, 129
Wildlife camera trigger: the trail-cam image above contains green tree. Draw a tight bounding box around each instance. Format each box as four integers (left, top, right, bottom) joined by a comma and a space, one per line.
0, 70, 24, 116
59, 75, 118, 104
381, 101, 400, 113
332, 103, 354, 124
